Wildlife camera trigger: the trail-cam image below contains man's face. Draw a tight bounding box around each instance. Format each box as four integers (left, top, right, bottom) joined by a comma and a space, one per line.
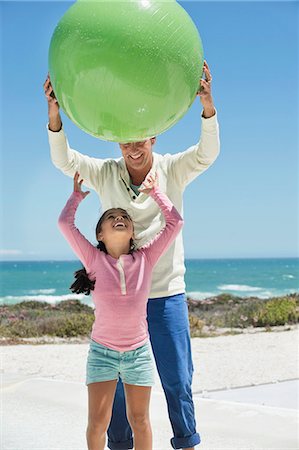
119, 137, 156, 174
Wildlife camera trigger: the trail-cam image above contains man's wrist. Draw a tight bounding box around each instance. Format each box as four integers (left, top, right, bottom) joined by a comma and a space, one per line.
202, 103, 216, 119
48, 123, 62, 132
199, 93, 216, 118
48, 115, 62, 132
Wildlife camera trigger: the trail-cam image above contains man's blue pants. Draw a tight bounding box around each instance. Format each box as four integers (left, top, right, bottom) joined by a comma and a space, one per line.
107, 293, 201, 449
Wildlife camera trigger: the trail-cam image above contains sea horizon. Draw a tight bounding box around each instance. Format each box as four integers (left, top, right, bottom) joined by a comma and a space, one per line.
1, 257, 298, 306
1, 256, 298, 262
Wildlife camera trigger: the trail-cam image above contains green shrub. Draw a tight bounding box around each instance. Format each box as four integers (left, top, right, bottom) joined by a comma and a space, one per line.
1, 295, 298, 340
0, 319, 40, 338
254, 297, 297, 327
18, 301, 49, 309
50, 313, 94, 337
0, 300, 94, 338
56, 300, 92, 313
187, 294, 298, 330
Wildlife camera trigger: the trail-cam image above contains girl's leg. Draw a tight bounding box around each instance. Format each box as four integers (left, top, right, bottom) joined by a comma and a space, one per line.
123, 384, 152, 450
87, 380, 118, 450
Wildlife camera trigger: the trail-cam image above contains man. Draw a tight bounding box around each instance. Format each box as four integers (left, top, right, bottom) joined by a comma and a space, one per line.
44, 61, 219, 450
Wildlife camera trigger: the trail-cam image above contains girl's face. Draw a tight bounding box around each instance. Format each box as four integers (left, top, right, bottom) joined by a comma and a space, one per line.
97, 208, 134, 243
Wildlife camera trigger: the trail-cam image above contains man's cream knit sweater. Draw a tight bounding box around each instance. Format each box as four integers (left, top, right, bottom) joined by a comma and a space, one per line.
48, 114, 220, 299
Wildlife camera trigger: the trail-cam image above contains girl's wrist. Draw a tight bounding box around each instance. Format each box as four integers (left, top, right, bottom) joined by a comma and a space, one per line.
148, 185, 158, 196
73, 190, 83, 198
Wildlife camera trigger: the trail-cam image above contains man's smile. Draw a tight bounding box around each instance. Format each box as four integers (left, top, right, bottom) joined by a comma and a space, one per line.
129, 152, 143, 160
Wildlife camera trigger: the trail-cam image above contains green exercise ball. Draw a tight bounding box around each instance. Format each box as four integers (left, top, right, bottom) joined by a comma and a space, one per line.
49, 0, 204, 142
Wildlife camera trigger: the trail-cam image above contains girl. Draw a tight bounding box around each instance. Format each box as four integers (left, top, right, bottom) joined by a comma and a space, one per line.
58, 171, 183, 450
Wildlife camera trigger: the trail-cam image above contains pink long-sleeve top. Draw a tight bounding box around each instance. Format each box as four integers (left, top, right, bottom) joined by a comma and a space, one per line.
58, 187, 183, 351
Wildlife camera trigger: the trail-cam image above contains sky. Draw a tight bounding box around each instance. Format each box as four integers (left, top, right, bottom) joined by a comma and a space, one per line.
0, 0, 298, 261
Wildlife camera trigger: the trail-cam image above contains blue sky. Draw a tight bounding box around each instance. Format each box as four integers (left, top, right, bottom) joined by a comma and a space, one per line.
0, 0, 298, 260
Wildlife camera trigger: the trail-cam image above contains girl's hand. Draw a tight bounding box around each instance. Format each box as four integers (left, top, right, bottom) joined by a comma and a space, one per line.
139, 171, 158, 194
74, 172, 90, 199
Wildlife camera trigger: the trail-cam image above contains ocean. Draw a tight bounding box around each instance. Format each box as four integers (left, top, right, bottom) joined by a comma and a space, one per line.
0, 258, 298, 306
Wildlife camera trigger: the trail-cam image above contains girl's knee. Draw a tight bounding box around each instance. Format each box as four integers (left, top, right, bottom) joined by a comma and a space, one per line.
87, 414, 110, 434
127, 412, 150, 430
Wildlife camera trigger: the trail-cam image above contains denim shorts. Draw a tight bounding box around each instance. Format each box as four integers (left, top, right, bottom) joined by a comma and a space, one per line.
86, 339, 155, 387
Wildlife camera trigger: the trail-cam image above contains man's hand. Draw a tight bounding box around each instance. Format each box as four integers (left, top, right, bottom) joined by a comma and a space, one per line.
73, 172, 90, 199
197, 61, 216, 118
139, 171, 158, 194
44, 75, 59, 110
44, 74, 62, 131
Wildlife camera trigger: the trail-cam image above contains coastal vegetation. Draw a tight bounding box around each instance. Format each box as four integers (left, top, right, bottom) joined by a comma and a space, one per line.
188, 293, 298, 337
0, 294, 298, 343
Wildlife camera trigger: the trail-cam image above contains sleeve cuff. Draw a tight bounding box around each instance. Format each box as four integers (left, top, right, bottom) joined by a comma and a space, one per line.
46, 121, 63, 131
47, 123, 66, 143
201, 109, 218, 131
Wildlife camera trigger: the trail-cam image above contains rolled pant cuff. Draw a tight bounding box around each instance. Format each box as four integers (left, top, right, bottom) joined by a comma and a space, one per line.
171, 432, 201, 449
107, 438, 133, 450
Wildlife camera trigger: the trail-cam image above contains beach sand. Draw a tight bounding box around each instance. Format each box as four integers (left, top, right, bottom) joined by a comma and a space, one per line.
2, 328, 299, 449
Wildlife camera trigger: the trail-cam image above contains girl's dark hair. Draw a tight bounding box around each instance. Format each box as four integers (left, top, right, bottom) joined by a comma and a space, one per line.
70, 208, 135, 296
70, 267, 95, 295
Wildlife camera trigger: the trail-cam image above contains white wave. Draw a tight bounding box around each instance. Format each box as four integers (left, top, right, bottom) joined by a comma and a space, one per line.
187, 291, 218, 300
0, 294, 88, 305
28, 289, 56, 295
282, 274, 295, 279
218, 284, 263, 292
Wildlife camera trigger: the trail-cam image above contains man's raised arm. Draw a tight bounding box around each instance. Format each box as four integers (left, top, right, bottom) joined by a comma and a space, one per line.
168, 61, 220, 188
44, 75, 62, 132
44, 75, 107, 191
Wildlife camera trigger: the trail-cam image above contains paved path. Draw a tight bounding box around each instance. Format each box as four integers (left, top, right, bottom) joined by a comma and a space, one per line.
2, 375, 298, 450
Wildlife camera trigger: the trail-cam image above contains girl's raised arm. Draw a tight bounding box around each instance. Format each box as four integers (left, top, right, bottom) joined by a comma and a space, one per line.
139, 172, 184, 267
58, 173, 98, 273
